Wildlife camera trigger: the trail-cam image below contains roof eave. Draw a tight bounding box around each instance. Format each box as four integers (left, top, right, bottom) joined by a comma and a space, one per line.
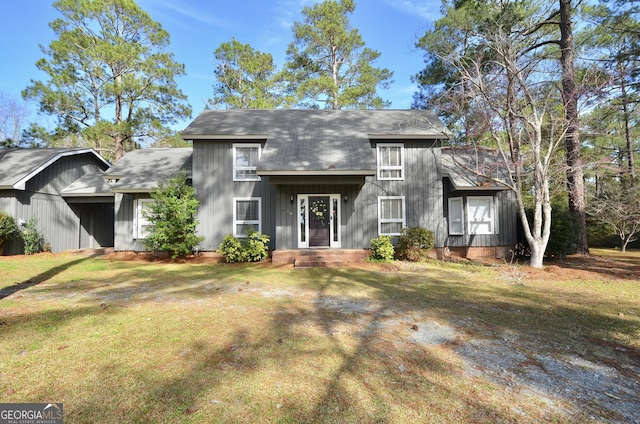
111, 188, 155, 193
182, 134, 268, 141
61, 192, 114, 197
257, 170, 375, 176
368, 134, 447, 140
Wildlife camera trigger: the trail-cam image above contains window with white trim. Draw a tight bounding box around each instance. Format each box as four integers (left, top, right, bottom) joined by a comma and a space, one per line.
133, 199, 155, 239
448, 197, 464, 235
378, 196, 405, 235
377, 143, 404, 180
233, 197, 261, 237
233, 143, 261, 181
467, 196, 494, 235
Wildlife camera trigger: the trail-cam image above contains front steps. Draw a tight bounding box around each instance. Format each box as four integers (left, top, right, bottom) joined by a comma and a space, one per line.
272, 249, 370, 268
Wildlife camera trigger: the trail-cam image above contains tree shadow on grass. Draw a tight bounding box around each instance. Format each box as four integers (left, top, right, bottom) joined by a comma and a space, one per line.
60, 277, 527, 423
4, 258, 638, 422
0, 256, 95, 300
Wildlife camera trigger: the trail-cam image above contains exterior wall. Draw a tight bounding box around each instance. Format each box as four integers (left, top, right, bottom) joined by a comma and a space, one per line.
191, 138, 515, 255
25, 153, 106, 194
0, 153, 112, 255
442, 179, 518, 255
364, 140, 445, 248
114, 192, 147, 251
193, 139, 445, 252
2, 192, 79, 254
273, 183, 362, 250
193, 140, 278, 251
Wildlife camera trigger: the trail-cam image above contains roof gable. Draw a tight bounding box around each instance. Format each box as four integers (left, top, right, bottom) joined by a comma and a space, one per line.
0, 148, 110, 190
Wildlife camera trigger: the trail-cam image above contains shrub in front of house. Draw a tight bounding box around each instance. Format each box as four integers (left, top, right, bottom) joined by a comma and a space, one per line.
369, 235, 395, 261
396, 227, 435, 261
143, 173, 204, 259
22, 217, 44, 255
0, 211, 18, 253
219, 230, 270, 263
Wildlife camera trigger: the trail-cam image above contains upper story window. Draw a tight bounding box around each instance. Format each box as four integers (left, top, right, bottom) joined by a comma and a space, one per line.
377, 143, 404, 180
233, 143, 261, 181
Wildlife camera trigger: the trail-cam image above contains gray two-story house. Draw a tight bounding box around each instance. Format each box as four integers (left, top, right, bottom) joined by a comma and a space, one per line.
166, 109, 516, 263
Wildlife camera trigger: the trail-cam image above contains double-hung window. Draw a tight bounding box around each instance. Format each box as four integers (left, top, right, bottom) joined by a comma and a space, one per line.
447, 196, 495, 235
233, 197, 261, 237
467, 196, 494, 235
233, 143, 261, 181
378, 196, 405, 236
377, 143, 404, 180
133, 198, 155, 239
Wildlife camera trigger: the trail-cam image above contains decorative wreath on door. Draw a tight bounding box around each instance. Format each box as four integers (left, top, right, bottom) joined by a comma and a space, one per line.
310, 200, 327, 221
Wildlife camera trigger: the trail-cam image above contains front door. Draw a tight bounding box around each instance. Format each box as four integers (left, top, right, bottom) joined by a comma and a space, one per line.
309, 196, 330, 247
298, 194, 341, 248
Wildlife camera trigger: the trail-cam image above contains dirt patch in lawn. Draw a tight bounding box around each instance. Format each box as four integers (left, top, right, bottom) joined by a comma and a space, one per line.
306, 292, 639, 423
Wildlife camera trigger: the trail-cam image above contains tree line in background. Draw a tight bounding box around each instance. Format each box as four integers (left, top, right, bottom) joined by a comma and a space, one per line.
1, 0, 640, 263
0, 0, 393, 161
411, 0, 640, 263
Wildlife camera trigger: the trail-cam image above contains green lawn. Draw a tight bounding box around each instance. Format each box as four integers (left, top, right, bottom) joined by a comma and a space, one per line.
0, 251, 638, 423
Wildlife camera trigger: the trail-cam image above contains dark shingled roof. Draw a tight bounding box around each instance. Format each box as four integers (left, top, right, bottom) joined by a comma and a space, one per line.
104, 148, 192, 192
61, 173, 114, 197
182, 110, 450, 175
441, 148, 512, 190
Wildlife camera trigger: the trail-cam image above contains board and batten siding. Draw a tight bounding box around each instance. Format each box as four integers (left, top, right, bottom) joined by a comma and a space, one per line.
442, 180, 518, 248
267, 140, 445, 250
361, 140, 446, 248
193, 140, 278, 251
114, 192, 147, 251
273, 183, 361, 250
1, 154, 111, 254
25, 154, 106, 195
0, 192, 79, 254
193, 139, 446, 251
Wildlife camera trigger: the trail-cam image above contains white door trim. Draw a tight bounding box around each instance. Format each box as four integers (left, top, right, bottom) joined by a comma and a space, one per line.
297, 194, 341, 248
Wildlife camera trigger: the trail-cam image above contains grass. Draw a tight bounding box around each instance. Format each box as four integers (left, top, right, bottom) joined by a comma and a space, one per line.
0, 251, 638, 423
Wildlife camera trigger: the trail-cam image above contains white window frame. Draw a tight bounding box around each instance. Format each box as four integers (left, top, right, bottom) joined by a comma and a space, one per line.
233, 143, 261, 181
377, 143, 404, 181
133, 198, 156, 239
378, 196, 406, 236
448, 197, 464, 235
233, 197, 262, 238
467, 196, 494, 235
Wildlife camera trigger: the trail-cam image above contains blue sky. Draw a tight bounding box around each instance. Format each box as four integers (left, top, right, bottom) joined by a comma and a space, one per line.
0, 0, 442, 131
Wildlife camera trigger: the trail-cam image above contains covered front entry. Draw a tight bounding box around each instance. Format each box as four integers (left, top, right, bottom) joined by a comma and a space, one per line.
297, 194, 341, 248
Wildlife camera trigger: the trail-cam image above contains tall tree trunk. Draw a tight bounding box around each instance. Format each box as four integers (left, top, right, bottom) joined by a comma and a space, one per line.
619, 63, 635, 183
114, 75, 124, 161
559, 0, 588, 254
